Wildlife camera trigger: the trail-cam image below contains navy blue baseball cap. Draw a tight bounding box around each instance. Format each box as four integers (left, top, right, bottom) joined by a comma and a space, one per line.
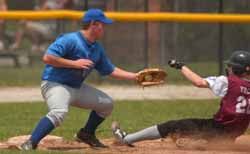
82, 9, 113, 24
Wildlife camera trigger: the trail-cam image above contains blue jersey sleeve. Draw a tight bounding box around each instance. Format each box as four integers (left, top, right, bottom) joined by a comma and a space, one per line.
46, 34, 73, 57
95, 48, 115, 76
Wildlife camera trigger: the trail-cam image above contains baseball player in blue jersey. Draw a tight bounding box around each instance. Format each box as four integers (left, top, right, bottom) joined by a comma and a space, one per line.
18, 9, 137, 150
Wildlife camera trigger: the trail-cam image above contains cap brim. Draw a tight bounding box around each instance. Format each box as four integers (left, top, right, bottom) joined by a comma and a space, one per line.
100, 18, 113, 24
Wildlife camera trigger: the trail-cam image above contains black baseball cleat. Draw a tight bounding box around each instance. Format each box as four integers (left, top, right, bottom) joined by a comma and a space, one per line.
17, 139, 37, 151
111, 121, 133, 146
75, 130, 107, 148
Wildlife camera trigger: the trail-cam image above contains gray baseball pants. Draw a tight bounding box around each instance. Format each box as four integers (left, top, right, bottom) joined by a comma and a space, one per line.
41, 80, 113, 127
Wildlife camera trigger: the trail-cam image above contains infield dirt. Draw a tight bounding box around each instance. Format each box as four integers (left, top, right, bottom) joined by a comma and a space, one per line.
0, 85, 216, 103
0, 135, 250, 154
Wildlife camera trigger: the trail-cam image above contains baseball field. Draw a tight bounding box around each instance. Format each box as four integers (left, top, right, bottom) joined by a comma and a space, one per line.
1, 1, 250, 153
0, 62, 249, 153
0, 99, 250, 154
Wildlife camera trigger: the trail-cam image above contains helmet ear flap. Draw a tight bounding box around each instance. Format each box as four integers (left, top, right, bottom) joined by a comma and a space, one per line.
231, 65, 246, 75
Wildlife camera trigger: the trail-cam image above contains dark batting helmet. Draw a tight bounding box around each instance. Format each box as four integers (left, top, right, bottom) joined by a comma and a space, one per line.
226, 50, 250, 75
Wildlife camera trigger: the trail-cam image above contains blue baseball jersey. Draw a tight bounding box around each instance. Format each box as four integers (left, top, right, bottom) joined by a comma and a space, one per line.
42, 31, 115, 88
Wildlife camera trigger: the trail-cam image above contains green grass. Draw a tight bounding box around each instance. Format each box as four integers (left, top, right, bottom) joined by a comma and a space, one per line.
1, 99, 249, 154
0, 100, 219, 139
0, 66, 43, 86
0, 99, 220, 153
0, 61, 219, 86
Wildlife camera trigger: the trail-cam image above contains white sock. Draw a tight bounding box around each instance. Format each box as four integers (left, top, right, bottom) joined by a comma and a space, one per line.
124, 125, 161, 144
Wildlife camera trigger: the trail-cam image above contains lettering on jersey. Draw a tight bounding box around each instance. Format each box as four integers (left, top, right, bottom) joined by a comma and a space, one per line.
240, 86, 250, 95
236, 96, 248, 114
98, 97, 111, 104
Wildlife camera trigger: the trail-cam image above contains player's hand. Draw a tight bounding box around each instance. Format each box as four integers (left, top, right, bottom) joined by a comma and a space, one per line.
168, 59, 185, 69
73, 59, 94, 69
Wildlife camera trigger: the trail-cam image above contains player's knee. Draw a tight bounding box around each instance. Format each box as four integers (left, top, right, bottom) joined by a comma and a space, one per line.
46, 109, 68, 127
97, 97, 114, 117
105, 100, 114, 116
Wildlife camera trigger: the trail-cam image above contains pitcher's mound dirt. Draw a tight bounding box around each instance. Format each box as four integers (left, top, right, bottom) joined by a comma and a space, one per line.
0, 135, 250, 154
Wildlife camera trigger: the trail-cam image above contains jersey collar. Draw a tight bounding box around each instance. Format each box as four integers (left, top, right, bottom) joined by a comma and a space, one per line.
78, 31, 97, 49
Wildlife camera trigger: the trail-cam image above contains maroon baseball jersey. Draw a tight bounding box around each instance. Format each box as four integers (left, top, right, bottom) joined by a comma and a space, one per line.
214, 75, 250, 137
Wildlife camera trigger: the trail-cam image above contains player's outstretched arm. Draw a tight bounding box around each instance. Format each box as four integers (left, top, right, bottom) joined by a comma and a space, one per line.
168, 60, 209, 88
181, 66, 209, 88
110, 67, 137, 80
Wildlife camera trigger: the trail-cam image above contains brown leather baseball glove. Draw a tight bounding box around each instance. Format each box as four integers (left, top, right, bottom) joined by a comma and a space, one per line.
136, 68, 167, 87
